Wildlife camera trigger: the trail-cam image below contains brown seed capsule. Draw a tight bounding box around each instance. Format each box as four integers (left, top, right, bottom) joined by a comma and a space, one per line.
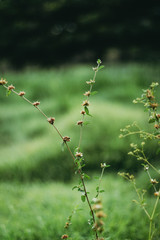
154, 191, 160, 197
150, 103, 158, 109
77, 120, 83, 126
61, 234, 69, 239
82, 100, 89, 106
33, 101, 40, 106
80, 110, 86, 115
47, 117, 55, 125
75, 152, 83, 158
0, 78, 7, 85
84, 91, 91, 97
18, 91, 25, 96
8, 85, 15, 90
63, 136, 71, 142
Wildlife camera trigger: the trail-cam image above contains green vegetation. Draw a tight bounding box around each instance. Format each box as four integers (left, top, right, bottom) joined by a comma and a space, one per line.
0, 175, 160, 240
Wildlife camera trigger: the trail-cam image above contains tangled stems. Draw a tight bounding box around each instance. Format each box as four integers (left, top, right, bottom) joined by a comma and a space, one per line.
1, 60, 104, 240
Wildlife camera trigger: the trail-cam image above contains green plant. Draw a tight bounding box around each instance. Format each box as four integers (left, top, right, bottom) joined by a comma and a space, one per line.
119, 82, 160, 240
0, 60, 108, 240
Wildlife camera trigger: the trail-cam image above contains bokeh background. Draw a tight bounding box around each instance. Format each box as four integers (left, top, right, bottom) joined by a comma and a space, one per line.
0, 1, 160, 239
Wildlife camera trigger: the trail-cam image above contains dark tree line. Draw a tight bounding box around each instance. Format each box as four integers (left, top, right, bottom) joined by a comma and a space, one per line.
0, 0, 160, 66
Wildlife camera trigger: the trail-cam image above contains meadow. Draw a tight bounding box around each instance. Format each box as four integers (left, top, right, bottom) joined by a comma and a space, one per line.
0, 63, 160, 239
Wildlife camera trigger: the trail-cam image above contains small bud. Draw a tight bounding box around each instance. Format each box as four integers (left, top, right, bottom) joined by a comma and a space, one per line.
93, 67, 98, 71
80, 110, 86, 115
92, 204, 102, 211
144, 165, 149, 171
84, 91, 91, 97
77, 120, 83, 126
33, 101, 40, 106
82, 100, 89, 106
75, 152, 83, 158
86, 79, 95, 85
64, 222, 70, 228
47, 117, 55, 125
63, 136, 71, 142
157, 114, 160, 118
101, 163, 106, 168
0, 78, 7, 85
154, 191, 160, 197
18, 91, 25, 96
8, 85, 15, 90
146, 89, 154, 100
61, 234, 69, 239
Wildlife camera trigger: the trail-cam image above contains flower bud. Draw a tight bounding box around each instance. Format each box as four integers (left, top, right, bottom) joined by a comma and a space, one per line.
80, 110, 86, 115
63, 136, 71, 142
33, 101, 40, 106
77, 120, 83, 126
84, 91, 91, 97
0, 78, 7, 85
8, 85, 15, 90
75, 152, 83, 158
82, 100, 89, 106
61, 234, 69, 239
18, 91, 25, 96
47, 117, 55, 125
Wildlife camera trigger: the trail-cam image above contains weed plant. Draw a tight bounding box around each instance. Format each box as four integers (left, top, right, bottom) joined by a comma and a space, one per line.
119, 82, 160, 240
0, 60, 107, 240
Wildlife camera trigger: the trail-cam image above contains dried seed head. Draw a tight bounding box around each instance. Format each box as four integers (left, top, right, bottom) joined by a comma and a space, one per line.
154, 124, 160, 129
77, 120, 83, 126
0, 78, 7, 85
18, 91, 25, 96
63, 136, 71, 142
33, 101, 40, 106
84, 91, 91, 97
151, 179, 158, 184
8, 85, 15, 90
150, 103, 158, 109
82, 100, 89, 106
75, 152, 83, 158
61, 234, 69, 239
154, 191, 160, 197
47, 117, 55, 125
80, 110, 86, 115
96, 211, 107, 218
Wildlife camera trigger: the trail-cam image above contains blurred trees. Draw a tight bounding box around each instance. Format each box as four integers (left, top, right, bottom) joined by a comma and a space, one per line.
0, 0, 160, 66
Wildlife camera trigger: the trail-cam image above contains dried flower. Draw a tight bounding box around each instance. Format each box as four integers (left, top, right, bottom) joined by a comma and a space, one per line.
150, 103, 158, 109
33, 101, 40, 106
47, 117, 55, 125
84, 91, 91, 97
146, 89, 154, 100
77, 120, 83, 126
80, 110, 86, 115
18, 91, 25, 96
86, 79, 95, 85
96, 211, 106, 218
61, 234, 69, 239
64, 222, 70, 228
156, 114, 160, 118
63, 136, 71, 142
0, 78, 7, 85
82, 100, 89, 106
151, 179, 158, 184
75, 152, 83, 158
8, 85, 15, 90
154, 191, 160, 197
154, 124, 160, 129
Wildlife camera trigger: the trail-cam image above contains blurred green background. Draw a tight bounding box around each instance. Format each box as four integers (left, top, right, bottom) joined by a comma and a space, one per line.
0, 0, 160, 239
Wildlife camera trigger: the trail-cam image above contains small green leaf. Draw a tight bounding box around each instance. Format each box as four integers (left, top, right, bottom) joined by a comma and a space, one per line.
98, 65, 104, 71
84, 174, 90, 179
90, 91, 98, 96
6, 90, 11, 97
148, 116, 155, 123
84, 106, 92, 117
100, 190, 105, 193
96, 186, 99, 192
81, 195, 86, 202
72, 186, 78, 190
94, 176, 99, 179
83, 121, 90, 126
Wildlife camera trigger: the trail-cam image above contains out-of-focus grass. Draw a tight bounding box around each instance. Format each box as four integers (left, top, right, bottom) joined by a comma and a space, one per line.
0, 63, 160, 181
0, 175, 160, 240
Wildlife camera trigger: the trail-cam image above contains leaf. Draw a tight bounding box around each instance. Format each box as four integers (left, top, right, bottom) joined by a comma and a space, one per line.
100, 190, 105, 193
96, 186, 99, 192
84, 106, 92, 117
72, 186, 78, 190
83, 121, 90, 126
98, 65, 104, 71
148, 117, 155, 123
90, 91, 98, 96
81, 194, 86, 202
84, 173, 90, 179
6, 90, 11, 97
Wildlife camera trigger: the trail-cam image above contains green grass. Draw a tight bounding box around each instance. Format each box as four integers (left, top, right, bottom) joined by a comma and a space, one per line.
0, 63, 160, 181
0, 175, 159, 240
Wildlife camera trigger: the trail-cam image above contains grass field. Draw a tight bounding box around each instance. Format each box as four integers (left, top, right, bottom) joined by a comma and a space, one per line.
0, 63, 160, 239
